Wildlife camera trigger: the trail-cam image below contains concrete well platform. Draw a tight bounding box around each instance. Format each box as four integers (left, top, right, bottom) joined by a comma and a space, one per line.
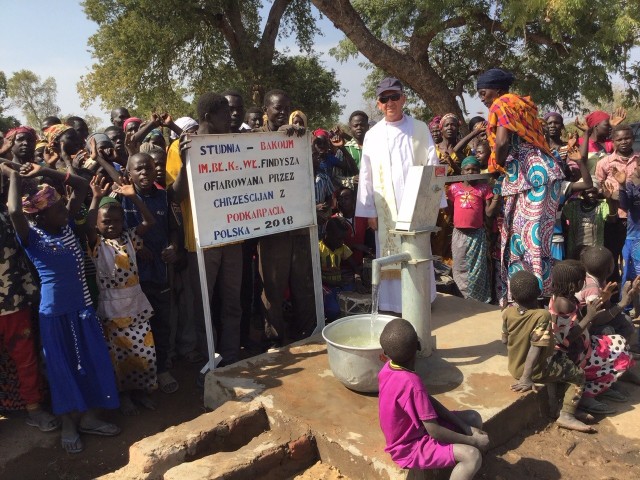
199, 294, 540, 479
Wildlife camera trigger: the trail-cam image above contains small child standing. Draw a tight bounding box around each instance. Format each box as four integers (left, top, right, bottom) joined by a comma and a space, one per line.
87, 177, 158, 415
319, 217, 363, 320
447, 156, 499, 303
378, 318, 488, 478
504, 270, 595, 432
562, 188, 609, 260
6, 163, 119, 454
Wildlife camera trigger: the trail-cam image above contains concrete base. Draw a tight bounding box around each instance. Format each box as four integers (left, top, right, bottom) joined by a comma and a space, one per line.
202, 294, 541, 479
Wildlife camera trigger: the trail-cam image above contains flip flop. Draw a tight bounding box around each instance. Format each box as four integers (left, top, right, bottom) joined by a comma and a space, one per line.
61, 434, 84, 454
26, 410, 61, 432
158, 371, 179, 394
78, 422, 121, 436
579, 398, 616, 415
598, 388, 628, 403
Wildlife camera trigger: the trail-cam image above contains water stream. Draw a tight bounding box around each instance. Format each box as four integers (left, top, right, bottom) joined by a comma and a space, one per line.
370, 284, 379, 343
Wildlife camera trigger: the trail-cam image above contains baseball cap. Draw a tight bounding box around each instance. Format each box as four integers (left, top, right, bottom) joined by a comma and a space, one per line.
376, 77, 403, 97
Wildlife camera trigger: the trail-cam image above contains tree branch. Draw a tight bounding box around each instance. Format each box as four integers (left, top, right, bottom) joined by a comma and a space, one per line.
259, 0, 293, 62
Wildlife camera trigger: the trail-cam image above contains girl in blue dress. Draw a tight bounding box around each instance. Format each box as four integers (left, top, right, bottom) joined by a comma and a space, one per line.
4, 162, 120, 454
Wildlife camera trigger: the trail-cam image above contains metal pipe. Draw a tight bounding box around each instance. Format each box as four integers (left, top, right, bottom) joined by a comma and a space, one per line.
371, 252, 412, 287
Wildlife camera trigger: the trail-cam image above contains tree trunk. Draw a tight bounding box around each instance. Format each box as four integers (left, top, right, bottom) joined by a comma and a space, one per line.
311, 0, 465, 120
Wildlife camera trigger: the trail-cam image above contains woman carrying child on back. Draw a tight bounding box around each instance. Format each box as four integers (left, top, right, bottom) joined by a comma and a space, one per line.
4, 162, 120, 454
549, 260, 636, 415
87, 177, 158, 416
378, 318, 489, 479
447, 156, 499, 303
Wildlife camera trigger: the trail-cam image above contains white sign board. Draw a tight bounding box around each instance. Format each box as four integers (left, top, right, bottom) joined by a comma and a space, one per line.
186, 132, 316, 248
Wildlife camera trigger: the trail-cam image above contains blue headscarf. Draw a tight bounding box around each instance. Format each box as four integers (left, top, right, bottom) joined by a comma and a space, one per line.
476, 69, 515, 90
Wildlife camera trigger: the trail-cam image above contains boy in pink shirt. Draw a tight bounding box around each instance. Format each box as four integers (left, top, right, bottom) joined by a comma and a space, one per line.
378, 318, 489, 478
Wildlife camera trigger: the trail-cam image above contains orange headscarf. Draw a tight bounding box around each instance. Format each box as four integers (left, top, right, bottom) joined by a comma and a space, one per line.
486, 94, 552, 173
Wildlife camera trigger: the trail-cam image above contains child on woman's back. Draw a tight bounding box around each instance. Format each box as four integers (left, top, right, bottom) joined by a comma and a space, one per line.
378, 318, 489, 479
87, 176, 158, 415
5, 163, 120, 454
504, 270, 596, 432
447, 156, 499, 303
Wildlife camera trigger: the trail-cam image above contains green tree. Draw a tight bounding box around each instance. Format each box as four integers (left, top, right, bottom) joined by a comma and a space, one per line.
311, 0, 640, 121
79, 0, 341, 123
0, 71, 20, 132
6, 70, 60, 128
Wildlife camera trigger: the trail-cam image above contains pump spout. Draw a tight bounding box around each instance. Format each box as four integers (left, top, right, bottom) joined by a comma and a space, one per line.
371, 252, 412, 287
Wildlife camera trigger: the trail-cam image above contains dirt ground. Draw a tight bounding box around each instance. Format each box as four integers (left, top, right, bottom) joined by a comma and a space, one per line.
2, 359, 640, 480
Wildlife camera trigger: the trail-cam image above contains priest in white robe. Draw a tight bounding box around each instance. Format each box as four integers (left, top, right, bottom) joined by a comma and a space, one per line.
355, 77, 444, 313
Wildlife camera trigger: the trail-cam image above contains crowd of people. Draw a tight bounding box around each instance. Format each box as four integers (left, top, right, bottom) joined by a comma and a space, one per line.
1, 67, 640, 477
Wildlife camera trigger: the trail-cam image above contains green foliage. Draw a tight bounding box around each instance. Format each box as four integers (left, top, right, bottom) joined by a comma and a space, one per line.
321, 0, 640, 115
0, 71, 20, 132
6, 70, 60, 128
78, 0, 340, 122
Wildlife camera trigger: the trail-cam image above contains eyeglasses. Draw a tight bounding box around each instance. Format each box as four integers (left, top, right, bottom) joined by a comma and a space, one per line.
378, 93, 402, 104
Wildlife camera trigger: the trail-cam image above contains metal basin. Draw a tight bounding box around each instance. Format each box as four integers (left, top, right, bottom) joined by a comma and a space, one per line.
322, 314, 398, 393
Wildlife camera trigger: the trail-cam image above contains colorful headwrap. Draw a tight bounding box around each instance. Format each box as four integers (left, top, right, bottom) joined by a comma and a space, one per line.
144, 128, 163, 142
429, 116, 442, 129
486, 93, 552, 173
585, 110, 610, 129
170, 117, 198, 140
5, 126, 37, 142
439, 113, 460, 129
44, 124, 73, 146
289, 110, 307, 128
543, 111, 563, 123
22, 184, 62, 214
476, 69, 515, 91
35, 140, 48, 151
313, 128, 330, 139
461, 156, 480, 168
122, 117, 142, 132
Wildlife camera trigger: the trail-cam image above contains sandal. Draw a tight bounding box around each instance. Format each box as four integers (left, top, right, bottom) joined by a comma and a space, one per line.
598, 388, 628, 403
182, 350, 205, 364
78, 422, 121, 436
61, 433, 84, 454
579, 397, 616, 415
158, 371, 179, 394
26, 410, 61, 432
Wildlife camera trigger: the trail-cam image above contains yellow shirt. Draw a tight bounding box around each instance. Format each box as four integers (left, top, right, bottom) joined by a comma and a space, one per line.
319, 241, 352, 284
166, 140, 198, 252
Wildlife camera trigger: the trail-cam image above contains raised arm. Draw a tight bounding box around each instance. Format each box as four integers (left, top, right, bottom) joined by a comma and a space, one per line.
2, 165, 29, 243
113, 180, 156, 236
86, 175, 111, 248
453, 122, 485, 158
19, 163, 89, 219
167, 133, 191, 203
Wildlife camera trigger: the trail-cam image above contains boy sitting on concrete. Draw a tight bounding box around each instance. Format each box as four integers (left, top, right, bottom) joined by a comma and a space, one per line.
378, 318, 488, 479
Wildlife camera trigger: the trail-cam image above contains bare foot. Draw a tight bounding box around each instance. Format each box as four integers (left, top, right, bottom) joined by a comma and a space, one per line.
119, 392, 139, 416
556, 411, 596, 433
574, 409, 596, 424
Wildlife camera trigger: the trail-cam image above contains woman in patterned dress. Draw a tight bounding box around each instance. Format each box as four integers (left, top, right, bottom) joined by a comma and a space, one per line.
478, 68, 565, 305
87, 177, 158, 416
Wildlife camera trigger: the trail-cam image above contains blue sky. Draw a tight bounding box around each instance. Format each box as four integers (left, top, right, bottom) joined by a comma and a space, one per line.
1, 1, 390, 128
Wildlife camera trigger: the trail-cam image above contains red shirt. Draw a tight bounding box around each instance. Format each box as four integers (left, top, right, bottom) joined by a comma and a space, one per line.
447, 183, 493, 229
333, 213, 367, 266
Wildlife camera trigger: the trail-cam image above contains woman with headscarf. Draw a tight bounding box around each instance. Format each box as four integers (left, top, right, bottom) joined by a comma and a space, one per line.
578, 111, 614, 175
289, 110, 308, 129
478, 68, 565, 305
428, 116, 443, 144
